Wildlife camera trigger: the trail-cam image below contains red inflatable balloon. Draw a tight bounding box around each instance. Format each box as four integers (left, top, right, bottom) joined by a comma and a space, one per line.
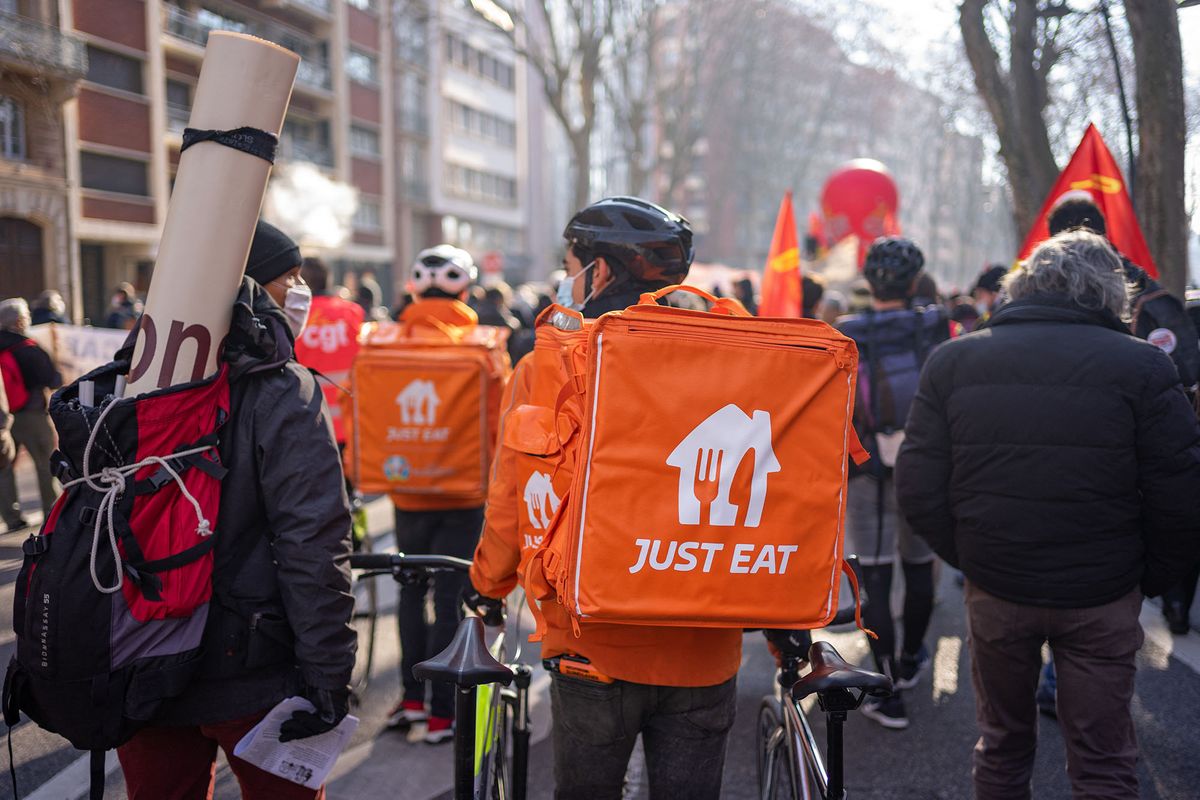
820, 159, 900, 249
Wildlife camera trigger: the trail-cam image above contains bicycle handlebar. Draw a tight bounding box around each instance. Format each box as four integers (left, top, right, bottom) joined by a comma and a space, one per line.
346, 552, 472, 572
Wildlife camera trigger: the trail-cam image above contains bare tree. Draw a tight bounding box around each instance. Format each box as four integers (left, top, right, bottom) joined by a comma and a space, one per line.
470, 1, 613, 213
1126, 0, 1189, 297
959, 0, 1067, 236
601, 0, 660, 197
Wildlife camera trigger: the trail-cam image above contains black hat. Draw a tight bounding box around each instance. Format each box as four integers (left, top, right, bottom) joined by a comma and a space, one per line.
1048, 196, 1107, 237
974, 265, 1008, 294
245, 220, 301, 285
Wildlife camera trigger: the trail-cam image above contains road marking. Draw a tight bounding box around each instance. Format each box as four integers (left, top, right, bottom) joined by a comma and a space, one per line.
932, 635, 961, 702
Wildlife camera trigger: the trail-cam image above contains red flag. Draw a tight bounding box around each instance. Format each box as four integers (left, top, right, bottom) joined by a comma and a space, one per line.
759, 192, 802, 317
1017, 123, 1156, 277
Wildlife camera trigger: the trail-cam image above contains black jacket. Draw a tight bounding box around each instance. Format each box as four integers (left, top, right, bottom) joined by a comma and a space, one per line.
895, 294, 1200, 608
157, 278, 355, 725
0, 330, 62, 413
1124, 258, 1200, 388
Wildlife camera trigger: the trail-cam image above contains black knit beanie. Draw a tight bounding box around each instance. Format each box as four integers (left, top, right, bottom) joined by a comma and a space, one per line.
245, 220, 301, 285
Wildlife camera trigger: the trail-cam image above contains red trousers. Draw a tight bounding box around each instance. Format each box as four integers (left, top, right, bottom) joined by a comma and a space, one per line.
117, 710, 327, 800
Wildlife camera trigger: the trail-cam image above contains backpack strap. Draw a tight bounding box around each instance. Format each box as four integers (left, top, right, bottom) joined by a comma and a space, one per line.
1130, 288, 1170, 335
841, 559, 877, 641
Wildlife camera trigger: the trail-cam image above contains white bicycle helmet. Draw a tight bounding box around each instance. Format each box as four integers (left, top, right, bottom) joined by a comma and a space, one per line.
411, 245, 477, 297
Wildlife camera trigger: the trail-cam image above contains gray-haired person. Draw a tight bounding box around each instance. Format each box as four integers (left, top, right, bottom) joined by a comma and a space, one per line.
895, 230, 1200, 800
0, 299, 62, 532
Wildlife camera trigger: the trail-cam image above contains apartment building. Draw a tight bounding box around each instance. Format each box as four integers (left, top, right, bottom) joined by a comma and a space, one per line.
65, 0, 394, 322
0, 0, 87, 316
425, 0, 528, 282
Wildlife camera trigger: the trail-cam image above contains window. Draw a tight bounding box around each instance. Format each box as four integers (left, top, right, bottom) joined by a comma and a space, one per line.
85, 46, 143, 94
346, 49, 379, 85
353, 198, 382, 230
80, 151, 149, 196
349, 124, 380, 157
0, 96, 25, 160
165, 79, 190, 108
346, 0, 377, 10
443, 33, 513, 89
446, 99, 515, 147
444, 162, 516, 205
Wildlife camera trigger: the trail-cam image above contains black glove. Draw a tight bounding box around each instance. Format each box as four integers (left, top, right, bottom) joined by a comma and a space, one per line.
278, 686, 350, 743
764, 628, 812, 664
461, 583, 505, 627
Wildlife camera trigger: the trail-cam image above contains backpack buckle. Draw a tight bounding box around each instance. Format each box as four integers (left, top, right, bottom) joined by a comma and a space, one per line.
22, 535, 47, 557
79, 507, 97, 526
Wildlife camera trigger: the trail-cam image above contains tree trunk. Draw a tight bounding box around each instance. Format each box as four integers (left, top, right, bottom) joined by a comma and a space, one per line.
571, 132, 592, 213
959, 0, 1058, 238
1126, 0, 1189, 297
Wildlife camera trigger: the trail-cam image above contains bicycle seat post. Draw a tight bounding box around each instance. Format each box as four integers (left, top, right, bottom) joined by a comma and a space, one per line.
454, 686, 476, 800
826, 710, 846, 800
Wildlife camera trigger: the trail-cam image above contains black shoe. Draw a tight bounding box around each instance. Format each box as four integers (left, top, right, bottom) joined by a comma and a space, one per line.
4, 517, 29, 534
895, 646, 931, 691
1163, 602, 1191, 636
860, 693, 909, 730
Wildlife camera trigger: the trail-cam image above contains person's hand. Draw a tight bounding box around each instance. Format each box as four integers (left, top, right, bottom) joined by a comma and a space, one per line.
461, 583, 506, 627
763, 628, 812, 667
278, 686, 350, 743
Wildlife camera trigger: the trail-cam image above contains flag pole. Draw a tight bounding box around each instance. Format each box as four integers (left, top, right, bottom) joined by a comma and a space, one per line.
1098, 0, 1136, 208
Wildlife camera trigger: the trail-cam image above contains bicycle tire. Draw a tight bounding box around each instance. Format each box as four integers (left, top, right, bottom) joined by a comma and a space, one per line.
757, 698, 794, 800
349, 530, 379, 697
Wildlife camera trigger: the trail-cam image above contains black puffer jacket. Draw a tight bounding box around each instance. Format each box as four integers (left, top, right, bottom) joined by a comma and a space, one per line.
1124, 258, 1200, 388
157, 278, 355, 725
895, 293, 1200, 608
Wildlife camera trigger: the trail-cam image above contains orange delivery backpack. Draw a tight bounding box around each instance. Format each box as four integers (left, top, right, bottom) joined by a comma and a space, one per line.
492, 305, 593, 564
343, 300, 512, 510
523, 286, 870, 633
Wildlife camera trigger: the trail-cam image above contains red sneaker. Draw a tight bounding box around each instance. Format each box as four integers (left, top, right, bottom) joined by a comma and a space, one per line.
387, 700, 427, 730
424, 716, 454, 744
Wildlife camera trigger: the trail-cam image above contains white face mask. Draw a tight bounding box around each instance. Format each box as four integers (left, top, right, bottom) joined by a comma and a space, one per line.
556, 261, 595, 310
280, 283, 313, 338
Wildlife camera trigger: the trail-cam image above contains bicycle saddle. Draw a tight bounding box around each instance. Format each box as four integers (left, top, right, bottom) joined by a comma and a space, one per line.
414, 616, 514, 689
791, 640, 892, 703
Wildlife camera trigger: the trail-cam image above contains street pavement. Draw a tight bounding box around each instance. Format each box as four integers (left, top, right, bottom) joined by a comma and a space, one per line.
1, 458, 1199, 799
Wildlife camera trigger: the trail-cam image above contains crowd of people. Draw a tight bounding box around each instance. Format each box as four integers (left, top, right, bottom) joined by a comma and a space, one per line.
1, 190, 1198, 800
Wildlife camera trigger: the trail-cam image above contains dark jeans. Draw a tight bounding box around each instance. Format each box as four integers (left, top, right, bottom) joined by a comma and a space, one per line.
550, 673, 737, 800
965, 582, 1142, 800
394, 506, 482, 719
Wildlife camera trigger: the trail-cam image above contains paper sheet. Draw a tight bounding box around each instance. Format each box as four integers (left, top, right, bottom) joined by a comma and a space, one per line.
233, 696, 359, 789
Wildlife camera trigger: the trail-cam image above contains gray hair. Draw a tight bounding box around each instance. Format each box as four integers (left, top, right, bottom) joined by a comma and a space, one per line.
1004, 230, 1131, 319
0, 299, 30, 331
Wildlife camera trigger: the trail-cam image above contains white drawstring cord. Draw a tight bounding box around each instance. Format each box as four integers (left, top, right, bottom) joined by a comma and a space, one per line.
62, 397, 215, 594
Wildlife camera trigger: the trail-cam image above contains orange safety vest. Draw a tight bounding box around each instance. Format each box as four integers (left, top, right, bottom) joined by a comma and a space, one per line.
292, 295, 365, 444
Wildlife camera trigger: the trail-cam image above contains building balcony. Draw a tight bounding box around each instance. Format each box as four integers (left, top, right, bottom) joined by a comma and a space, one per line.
163, 4, 330, 95
401, 179, 429, 203
279, 138, 333, 168
166, 102, 190, 135
0, 11, 87, 83
398, 110, 428, 136
262, 0, 333, 23
296, 59, 332, 93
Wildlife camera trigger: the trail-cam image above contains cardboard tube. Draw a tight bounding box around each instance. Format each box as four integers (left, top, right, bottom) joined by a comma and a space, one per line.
126, 32, 298, 396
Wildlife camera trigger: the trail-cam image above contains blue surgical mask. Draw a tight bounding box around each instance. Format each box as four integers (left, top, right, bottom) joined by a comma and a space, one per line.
556, 261, 595, 310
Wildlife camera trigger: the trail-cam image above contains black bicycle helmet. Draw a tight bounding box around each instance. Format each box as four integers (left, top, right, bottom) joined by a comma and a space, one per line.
863, 236, 924, 300
563, 196, 694, 285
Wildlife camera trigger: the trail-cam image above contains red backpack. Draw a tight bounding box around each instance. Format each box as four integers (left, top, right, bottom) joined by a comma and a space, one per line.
0, 340, 32, 411
3, 357, 229, 755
